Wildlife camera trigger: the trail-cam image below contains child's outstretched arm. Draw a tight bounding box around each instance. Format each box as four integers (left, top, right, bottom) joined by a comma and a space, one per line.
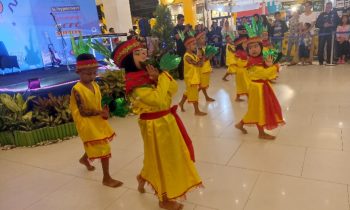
73, 89, 101, 117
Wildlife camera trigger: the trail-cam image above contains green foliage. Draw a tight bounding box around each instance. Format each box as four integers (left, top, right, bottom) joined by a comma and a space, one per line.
70, 34, 91, 57
0, 93, 36, 131
97, 70, 126, 98
32, 94, 72, 128
151, 5, 175, 54
98, 70, 130, 117
87, 40, 116, 68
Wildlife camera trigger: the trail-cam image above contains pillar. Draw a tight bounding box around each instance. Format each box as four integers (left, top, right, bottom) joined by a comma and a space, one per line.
100, 0, 133, 33
183, 0, 196, 26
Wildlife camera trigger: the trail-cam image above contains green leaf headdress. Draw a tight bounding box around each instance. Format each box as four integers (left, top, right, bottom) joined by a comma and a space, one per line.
244, 18, 262, 44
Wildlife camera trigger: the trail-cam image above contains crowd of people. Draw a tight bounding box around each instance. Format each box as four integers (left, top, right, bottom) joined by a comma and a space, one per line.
173, 1, 350, 68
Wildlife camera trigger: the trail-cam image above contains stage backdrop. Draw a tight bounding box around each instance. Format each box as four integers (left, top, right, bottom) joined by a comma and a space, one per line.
0, 0, 100, 74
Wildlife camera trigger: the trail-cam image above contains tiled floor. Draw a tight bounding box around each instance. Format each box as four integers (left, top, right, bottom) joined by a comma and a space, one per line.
1, 64, 350, 210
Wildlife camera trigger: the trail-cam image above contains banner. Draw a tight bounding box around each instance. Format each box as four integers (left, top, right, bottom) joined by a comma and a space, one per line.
0, 0, 100, 74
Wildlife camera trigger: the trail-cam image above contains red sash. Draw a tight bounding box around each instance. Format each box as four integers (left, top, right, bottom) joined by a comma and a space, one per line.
140, 105, 195, 162
253, 80, 284, 130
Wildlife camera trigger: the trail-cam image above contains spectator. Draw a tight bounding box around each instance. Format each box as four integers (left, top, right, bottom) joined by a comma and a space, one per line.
287, 11, 300, 64
261, 15, 272, 37
316, 2, 341, 65
237, 16, 249, 38
336, 15, 350, 64
222, 20, 235, 65
173, 14, 186, 80
253, 14, 261, 35
138, 17, 151, 37
299, 1, 318, 64
109, 28, 115, 33
299, 23, 313, 65
271, 12, 288, 52
209, 21, 223, 67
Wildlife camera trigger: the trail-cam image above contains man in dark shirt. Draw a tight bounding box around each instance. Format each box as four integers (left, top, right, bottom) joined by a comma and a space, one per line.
173, 14, 186, 80
316, 2, 340, 65
271, 12, 288, 51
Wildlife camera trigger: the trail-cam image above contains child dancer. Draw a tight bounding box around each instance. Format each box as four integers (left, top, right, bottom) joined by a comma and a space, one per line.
222, 35, 236, 81
112, 39, 202, 210
70, 53, 123, 188
235, 36, 285, 140
179, 36, 207, 116
299, 23, 312, 65
196, 31, 215, 102
232, 36, 249, 101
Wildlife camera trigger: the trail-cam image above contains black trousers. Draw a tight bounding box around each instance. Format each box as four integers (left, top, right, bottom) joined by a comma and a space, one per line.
337, 41, 350, 58
177, 51, 185, 80
318, 34, 332, 64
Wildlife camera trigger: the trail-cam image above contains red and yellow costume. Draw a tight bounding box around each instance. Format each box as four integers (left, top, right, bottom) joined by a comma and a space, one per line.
196, 32, 212, 89
70, 60, 115, 160
183, 44, 201, 103
113, 39, 202, 201
225, 42, 237, 74
241, 55, 284, 130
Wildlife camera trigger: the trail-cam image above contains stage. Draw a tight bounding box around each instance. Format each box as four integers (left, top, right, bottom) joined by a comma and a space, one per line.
0, 65, 83, 97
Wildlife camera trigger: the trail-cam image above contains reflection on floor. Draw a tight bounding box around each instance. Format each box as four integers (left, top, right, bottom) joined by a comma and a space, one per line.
1, 64, 350, 210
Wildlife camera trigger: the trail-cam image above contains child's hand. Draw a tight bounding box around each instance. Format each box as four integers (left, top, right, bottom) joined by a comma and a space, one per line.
265, 55, 274, 67
146, 64, 159, 82
101, 105, 109, 120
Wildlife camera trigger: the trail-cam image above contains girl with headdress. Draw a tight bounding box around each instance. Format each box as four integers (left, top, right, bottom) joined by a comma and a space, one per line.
112, 39, 202, 210
70, 53, 123, 188
235, 26, 285, 140
195, 31, 215, 102
178, 35, 207, 116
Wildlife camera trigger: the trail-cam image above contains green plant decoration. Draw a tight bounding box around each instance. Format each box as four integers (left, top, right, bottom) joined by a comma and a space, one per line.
0, 93, 35, 131
111, 98, 129, 117
70, 33, 92, 57
151, 5, 175, 54
87, 40, 116, 68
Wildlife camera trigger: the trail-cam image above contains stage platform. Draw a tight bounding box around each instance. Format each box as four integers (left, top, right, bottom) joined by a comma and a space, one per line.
0, 66, 85, 97
0, 66, 78, 90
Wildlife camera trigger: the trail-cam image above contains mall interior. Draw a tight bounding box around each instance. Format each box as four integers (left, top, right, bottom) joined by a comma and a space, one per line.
1, 0, 350, 209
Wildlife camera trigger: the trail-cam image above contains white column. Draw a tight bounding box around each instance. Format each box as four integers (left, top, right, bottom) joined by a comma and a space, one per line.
99, 0, 133, 33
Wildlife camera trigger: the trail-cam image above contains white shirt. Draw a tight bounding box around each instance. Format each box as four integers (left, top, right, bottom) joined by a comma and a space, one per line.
299, 12, 318, 34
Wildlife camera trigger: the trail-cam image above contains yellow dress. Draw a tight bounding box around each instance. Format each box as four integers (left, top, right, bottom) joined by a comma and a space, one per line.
184, 52, 200, 102
70, 81, 115, 160
130, 72, 202, 201
234, 52, 249, 96
242, 64, 284, 129
199, 47, 212, 89
226, 43, 237, 74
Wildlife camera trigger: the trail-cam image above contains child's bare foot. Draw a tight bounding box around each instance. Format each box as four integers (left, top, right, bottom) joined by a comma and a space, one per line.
195, 111, 207, 116
259, 133, 276, 140
136, 175, 146, 193
102, 177, 123, 188
235, 123, 247, 134
206, 97, 215, 102
79, 157, 95, 171
159, 201, 184, 210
